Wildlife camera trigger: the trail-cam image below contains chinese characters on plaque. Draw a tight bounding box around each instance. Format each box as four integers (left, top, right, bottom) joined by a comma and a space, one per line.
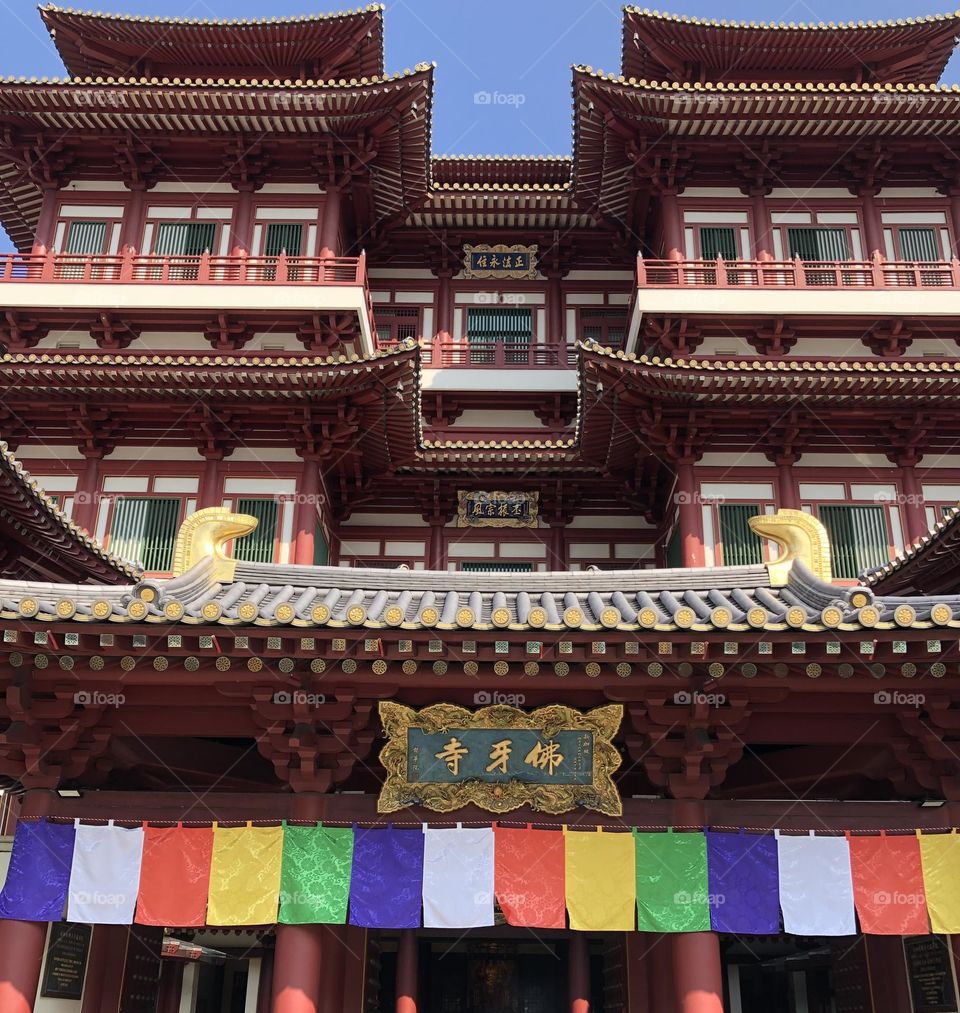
457, 490, 538, 528
377, 702, 623, 815
462, 244, 538, 280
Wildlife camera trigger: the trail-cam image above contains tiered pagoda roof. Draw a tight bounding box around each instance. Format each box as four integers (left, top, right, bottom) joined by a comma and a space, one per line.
621, 8, 960, 84
0, 440, 139, 584
866, 506, 960, 594
40, 4, 385, 82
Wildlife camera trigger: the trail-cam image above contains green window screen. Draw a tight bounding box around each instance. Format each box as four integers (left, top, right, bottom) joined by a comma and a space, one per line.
718, 503, 763, 567
460, 562, 534, 572
264, 223, 304, 256
666, 527, 682, 568
699, 227, 737, 260
109, 497, 180, 572
233, 498, 279, 563
154, 222, 217, 256
787, 227, 850, 261
899, 227, 940, 262
63, 221, 107, 254
314, 526, 329, 566
818, 504, 890, 580
466, 307, 533, 344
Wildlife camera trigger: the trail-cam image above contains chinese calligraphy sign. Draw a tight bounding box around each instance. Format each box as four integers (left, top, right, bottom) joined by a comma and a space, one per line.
377, 702, 623, 815
457, 490, 538, 528
462, 243, 538, 280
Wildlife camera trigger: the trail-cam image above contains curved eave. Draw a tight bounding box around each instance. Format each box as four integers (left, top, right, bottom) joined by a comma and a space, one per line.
866, 505, 960, 593
621, 8, 960, 84
40, 4, 385, 82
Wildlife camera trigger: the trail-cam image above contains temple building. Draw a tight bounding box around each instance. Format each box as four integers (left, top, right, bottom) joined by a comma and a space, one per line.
1, 3, 960, 1012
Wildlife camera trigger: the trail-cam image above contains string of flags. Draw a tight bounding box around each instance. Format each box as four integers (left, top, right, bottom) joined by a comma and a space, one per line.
1, 819, 959, 935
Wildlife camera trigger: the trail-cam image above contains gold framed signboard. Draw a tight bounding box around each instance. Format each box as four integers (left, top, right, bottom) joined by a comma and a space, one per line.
457, 490, 538, 528
462, 243, 538, 280
377, 701, 623, 815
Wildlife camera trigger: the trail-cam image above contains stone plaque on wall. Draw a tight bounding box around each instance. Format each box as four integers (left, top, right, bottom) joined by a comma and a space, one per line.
904, 936, 959, 1013
40, 922, 91, 1000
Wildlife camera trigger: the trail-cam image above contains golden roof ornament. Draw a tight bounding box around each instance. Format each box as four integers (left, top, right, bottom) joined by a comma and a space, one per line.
171, 507, 258, 582
748, 508, 832, 586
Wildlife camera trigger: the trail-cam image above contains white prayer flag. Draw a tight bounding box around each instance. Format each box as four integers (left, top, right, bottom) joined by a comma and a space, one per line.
422, 826, 495, 929
67, 822, 144, 924
777, 832, 856, 936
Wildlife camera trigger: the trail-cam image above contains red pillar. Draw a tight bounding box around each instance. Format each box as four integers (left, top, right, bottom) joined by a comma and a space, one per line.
749, 189, 771, 260
660, 190, 684, 260
81, 924, 129, 1013
231, 186, 255, 256
866, 936, 912, 1012
320, 187, 341, 260
119, 185, 146, 255
547, 271, 563, 344
859, 187, 885, 258
396, 930, 418, 1013
272, 794, 326, 1013
671, 800, 723, 1013
426, 519, 445, 571
775, 455, 800, 511
549, 522, 566, 570
198, 452, 223, 510
73, 448, 104, 534
257, 950, 274, 1013
568, 934, 590, 1013
31, 188, 59, 255
899, 460, 929, 544
647, 934, 675, 1012
320, 928, 346, 1013
675, 458, 704, 568
294, 454, 321, 566
435, 269, 452, 343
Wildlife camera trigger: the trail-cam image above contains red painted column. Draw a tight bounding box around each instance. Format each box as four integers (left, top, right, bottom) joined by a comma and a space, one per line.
426, 518, 445, 571
549, 522, 566, 570
73, 448, 104, 534
866, 936, 912, 1012
899, 460, 929, 544
775, 455, 800, 511
396, 930, 418, 1013
547, 271, 563, 344
272, 795, 325, 1013
0, 792, 54, 1013
198, 451, 223, 511
320, 928, 346, 1013
435, 269, 452, 343
31, 188, 59, 255
660, 190, 684, 260
81, 925, 129, 1013
671, 800, 723, 1013
320, 187, 342, 260
568, 934, 590, 1013
231, 186, 256, 256
859, 187, 885, 258
647, 934, 675, 1012
675, 458, 704, 568
294, 454, 321, 566
750, 189, 771, 260
119, 185, 146, 255
257, 950, 274, 1013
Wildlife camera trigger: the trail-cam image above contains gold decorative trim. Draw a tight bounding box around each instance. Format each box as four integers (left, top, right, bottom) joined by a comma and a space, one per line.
170, 507, 259, 582
462, 243, 538, 280
377, 701, 623, 816
748, 508, 832, 586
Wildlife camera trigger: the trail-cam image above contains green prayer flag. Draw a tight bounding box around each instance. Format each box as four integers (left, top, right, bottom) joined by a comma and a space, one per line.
634, 830, 710, 932
279, 824, 354, 924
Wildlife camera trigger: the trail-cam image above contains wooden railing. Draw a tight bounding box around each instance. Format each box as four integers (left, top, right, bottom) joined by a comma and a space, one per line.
0, 250, 367, 286
430, 341, 571, 368
636, 255, 960, 289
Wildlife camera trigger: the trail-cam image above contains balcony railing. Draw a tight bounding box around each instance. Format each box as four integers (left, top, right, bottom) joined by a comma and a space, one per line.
637, 255, 960, 290
0, 250, 367, 286
429, 341, 571, 368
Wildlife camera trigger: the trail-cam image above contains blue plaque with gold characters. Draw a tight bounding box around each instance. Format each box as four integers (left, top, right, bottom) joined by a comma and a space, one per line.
463, 243, 538, 280
378, 702, 623, 815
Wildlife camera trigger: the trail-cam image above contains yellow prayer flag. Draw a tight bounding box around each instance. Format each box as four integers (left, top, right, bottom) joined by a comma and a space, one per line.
918, 832, 960, 933
207, 824, 284, 926
564, 829, 636, 931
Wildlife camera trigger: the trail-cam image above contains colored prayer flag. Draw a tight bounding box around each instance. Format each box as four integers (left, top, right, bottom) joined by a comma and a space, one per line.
135, 825, 213, 927
848, 832, 928, 935
706, 831, 780, 934
67, 822, 144, 925
634, 830, 710, 933
279, 824, 354, 925
207, 824, 283, 926
423, 827, 494, 928
494, 825, 565, 929
0, 819, 75, 922
349, 827, 424, 929
565, 829, 635, 931
919, 831, 960, 933
777, 833, 855, 936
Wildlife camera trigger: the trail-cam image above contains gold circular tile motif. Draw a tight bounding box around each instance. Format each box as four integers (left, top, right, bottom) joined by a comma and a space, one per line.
616, 663, 632, 678
420, 607, 439, 626
710, 607, 731, 628
820, 605, 842, 628
402, 660, 418, 675
638, 608, 658, 628
127, 600, 148, 620
342, 659, 358, 674
238, 602, 258, 621
247, 658, 264, 672
806, 663, 822, 679
153, 657, 168, 672
894, 604, 916, 627
554, 661, 570, 677
600, 607, 621, 628
674, 607, 695, 629
857, 606, 880, 627
708, 662, 724, 679
278, 658, 295, 674
585, 662, 601, 678
184, 657, 200, 672
850, 590, 871, 608
901, 662, 917, 678
493, 660, 509, 676
346, 605, 366, 625
33, 654, 48, 669
492, 608, 511, 628
563, 607, 583, 628
55, 599, 76, 619
527, 607, 546, 628
58, 656, 74, 671
931, 603, 953, 625
647, 662, 663, 677
747, 607, 768, 628
931, 661, 947, 678
139, 587, 157, 603
310, 658, 326, 674
164, 601, 184, 621
524, 662, 539, 676
275, 603, 295, 623
456, 608, 475, 627
200, 602, 222, 622
383, 606, 403, 626
215, 656, 231, 671
464, 661, 479, 676
433, 660, 449, 675
89, 656, 104, 671
92, 599, 112, 620
785, 607, 806, 628
372, 659, 388, 675
120, 656, 136, 671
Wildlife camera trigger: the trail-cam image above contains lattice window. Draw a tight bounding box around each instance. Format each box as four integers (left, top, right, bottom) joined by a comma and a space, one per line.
717, 503, 764, 567
376, 306, 420, 346
580, 308, 627, 348
233, 498, 279, 564
818, 504, 890, 580
108, 497, 181, 572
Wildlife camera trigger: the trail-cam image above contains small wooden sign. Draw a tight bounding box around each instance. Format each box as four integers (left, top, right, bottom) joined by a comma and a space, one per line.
40, 922, 91, 1000
904, 936, 960, 1013
462, 244, 538, 280
457, 490, 538, 528
378, 702, 623, 815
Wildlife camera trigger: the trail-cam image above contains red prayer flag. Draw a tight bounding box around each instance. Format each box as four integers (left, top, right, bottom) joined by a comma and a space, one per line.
494, 826, 565, 929
135, 825, 214, 927
848, 832, 928, 935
